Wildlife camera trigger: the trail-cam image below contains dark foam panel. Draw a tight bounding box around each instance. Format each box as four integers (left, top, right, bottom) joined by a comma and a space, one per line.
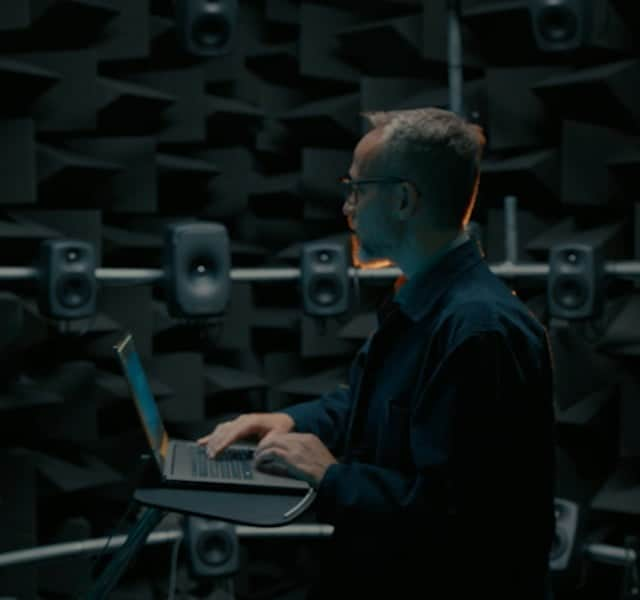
561, 120, 639, 206
525, 217, 576, 260
123, 66, 208, 143
591, 461, 640, 516
301, 313, 359, 359
547, 323, 620, 411
0, 293, 24, 352
485, 206, 556, 263
199, 146, 252, 219
95, 285, 154, 358
301, 148, 352, 220
0, 57, 59, 115
2, 50, 99, 131
0, 119, 37, 205
360, 76, 443, 113
0, 0, 118, 51
0, 450, 37, 599
65, 137, 158, 213
97, 76, 176, 134
36, 143, 121, 206
97, 0, 151, 61
299, 3, 361, 83
480, 148, 562, 209
533, 60, 640, 133
337, 14, 424, 76
8, 209, 102, 266
423, 0, 485, 69
0, 1, 30, 31
204, 363, 268, 394
460, 0, 540, 65
596, 294, 640, 358
266, 0, 300, 25
618, 374, 640, 458
37, 516, 93, 597
148, 352, 204, 423
279, 93, 362, 147
30, 449, 122, 495
214, 281, 253, 351
486, 66, 567, 151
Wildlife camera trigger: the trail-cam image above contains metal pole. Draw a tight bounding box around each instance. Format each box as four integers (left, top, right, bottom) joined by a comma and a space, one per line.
0, 527, 634, 570
0, 524, 335, 568
3, 262, 640, 286
447, 0, 464, 116
505, 195, 518, 264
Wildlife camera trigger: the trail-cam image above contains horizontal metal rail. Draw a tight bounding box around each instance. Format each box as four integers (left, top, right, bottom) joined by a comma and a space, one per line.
0, 261, 639, 286
0, 524, 636, 569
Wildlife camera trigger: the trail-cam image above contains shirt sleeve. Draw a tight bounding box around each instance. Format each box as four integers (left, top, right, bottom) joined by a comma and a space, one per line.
314, 331, 524, 527
279, 383, 352, 454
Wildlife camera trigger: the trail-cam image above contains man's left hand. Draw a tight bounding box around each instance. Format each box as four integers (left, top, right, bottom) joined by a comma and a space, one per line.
254, 432, 338, 488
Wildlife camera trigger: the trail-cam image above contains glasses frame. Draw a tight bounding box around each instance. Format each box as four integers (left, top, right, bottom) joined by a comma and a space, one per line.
338, 175, 420, 207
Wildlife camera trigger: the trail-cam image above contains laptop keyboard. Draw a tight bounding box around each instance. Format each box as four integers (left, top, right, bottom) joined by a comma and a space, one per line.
190, 446, 254, 480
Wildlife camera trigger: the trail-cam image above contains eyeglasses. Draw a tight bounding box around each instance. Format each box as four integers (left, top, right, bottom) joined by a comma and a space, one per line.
338, 175, 420, 207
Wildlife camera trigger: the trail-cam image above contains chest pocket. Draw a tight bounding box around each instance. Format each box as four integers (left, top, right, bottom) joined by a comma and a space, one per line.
376, 396, 413, 472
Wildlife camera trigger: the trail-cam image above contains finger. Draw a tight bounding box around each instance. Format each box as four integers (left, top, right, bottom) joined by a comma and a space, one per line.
256, 431, 287, 452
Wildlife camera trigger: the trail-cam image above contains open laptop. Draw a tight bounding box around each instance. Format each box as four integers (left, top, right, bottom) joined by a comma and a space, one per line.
114, 332, 310, 494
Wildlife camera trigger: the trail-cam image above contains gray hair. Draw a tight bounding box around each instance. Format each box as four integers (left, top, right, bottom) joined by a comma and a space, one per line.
361, 107, 486, 230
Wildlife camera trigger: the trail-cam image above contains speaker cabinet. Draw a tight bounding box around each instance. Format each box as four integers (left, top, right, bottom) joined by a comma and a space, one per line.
301, 241, 350, 317
184, 517, 239, 578
37, 239, 96, 319
175, 0, 238, 57
163, 222, 231, 318
547, 243, 604, 320
550, 498, 582, 572
527, 0, 630, 52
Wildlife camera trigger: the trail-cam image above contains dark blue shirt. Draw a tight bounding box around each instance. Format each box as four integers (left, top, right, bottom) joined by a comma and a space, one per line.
283, 237, 556, 598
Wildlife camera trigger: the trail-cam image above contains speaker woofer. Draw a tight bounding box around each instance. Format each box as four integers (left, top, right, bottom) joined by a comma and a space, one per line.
537, 5, 579, 42
552, 276, 587, 310
56, 274, 93, 309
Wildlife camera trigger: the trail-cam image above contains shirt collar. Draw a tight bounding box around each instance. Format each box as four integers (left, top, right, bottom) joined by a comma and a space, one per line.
377, 232, 483, 324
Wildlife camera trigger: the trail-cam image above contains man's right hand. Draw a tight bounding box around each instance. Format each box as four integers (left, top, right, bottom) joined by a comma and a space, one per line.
196, 413, 295, 458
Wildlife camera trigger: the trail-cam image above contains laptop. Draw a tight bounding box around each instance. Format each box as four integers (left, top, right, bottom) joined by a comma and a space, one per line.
114, 332, 310, 494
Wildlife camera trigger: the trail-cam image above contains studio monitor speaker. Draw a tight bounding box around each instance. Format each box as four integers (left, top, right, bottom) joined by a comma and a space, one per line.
37, 239, 97, 319
164, 222, 231, 318
547, 242, 604, 320
301, 241, 350, 317
184, 517, 239, 578
550, 498, 582, 572
175, 0, 238, 57
528, 0, 629, 52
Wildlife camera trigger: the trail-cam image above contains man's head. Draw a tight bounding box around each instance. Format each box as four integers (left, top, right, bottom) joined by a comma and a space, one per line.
342, 107, 486, 271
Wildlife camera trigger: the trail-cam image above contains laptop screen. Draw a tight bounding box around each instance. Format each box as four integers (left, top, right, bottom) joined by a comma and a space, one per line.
115, 333, 169, 471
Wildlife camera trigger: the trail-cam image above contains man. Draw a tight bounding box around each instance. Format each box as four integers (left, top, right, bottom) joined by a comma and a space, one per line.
198, 107, 556, 599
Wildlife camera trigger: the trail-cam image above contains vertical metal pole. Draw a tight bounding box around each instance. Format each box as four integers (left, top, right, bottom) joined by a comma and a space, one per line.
505, 195, 518, 264
86, 507, 166, 600
448, 0, 464, 116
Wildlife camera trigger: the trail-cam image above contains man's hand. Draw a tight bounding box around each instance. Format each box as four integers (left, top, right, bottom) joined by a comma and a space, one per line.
254, 432, 338, 488
197, 412, 295, 458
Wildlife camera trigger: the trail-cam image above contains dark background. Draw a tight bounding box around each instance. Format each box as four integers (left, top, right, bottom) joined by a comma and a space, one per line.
0, 0, 639, 598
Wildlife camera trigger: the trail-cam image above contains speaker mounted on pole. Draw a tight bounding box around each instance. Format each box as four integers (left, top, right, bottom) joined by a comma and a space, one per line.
175, 0, 238, 57
547, 242, 604, 320
184, 517, 239, 579
163, 222, 231, 319
300, 241, 350, 317
37, 239, 97, 320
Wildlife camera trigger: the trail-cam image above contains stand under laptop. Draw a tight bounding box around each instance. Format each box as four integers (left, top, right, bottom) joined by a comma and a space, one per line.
86, 456, 317, 599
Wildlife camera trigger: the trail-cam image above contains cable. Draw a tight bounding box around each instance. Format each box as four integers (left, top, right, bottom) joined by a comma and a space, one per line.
89, 498, 140, 579
167, 536, 182, 600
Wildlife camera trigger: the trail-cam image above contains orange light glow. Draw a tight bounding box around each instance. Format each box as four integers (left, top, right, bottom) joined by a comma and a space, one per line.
349, 234, 408, 292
